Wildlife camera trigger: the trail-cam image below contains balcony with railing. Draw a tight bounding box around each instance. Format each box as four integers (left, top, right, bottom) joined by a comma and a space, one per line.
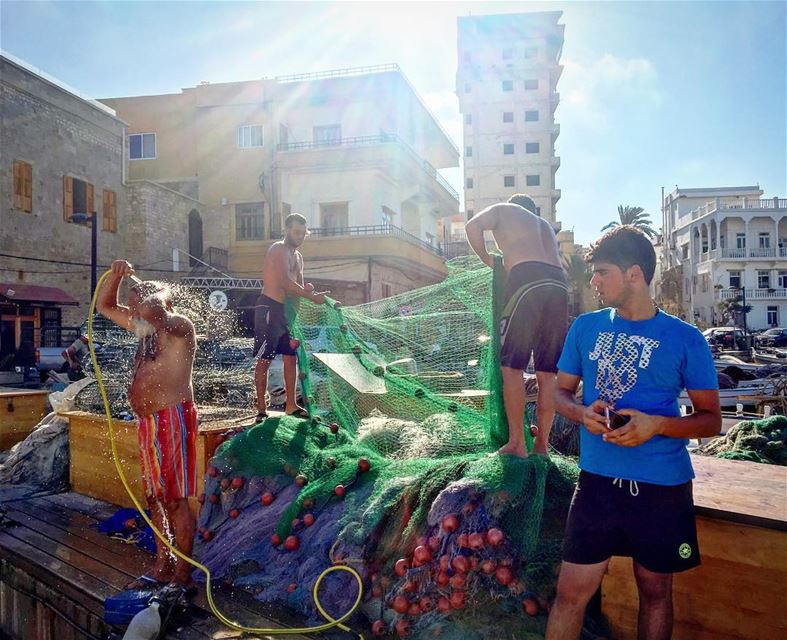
276, 63, 400, 84
308, 224, 443, 257
230, 223, 448, 277
276, 133, 459, 202
718, 288, 787, 300
687, 197, 787, 222
442, 241, 471, 259
204, 246, 228, 269
710, 247, 787, 260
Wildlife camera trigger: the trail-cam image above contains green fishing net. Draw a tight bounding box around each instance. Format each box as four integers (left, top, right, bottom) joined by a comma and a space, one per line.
694, 415, 787, 465
197, 256, 589, 638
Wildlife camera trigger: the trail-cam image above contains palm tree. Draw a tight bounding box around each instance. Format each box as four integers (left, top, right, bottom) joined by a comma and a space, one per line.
601, 205, 656, 238
563, 253, 591, 314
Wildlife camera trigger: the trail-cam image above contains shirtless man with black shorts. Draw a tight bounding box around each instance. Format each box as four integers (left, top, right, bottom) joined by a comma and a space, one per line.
253, 213, 328, 423
465, 194, 568, 457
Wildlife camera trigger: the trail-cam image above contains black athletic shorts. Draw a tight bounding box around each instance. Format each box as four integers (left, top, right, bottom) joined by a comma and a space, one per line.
253, 295, 297, 360
562, 471, 701, 574
499, 261, 568, 372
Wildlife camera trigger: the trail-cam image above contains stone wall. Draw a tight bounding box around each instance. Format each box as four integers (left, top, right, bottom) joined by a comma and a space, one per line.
124, 180, 219, 279
0, 56, 223, 331
0, 56, 127, 327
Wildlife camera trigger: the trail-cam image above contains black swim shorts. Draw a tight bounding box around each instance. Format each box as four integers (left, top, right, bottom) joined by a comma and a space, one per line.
562, 470, 701, 574
499, 261, 568, 372
253, 294, 297, 360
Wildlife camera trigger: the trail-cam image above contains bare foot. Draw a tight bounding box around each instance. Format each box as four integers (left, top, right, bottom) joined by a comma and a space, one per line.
125, 564, 173, 590
168, 579, 197, 597
285, 404, 309, 418
496, 443, 528, 458
532, 444, 550, 456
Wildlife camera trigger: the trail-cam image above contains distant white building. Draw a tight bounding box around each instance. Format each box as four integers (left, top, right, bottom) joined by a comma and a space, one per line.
456, 11, 564, 224
662, 186, 787, 329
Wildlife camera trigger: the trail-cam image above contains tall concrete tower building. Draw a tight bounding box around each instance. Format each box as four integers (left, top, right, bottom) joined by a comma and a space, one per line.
457, 12, 564, 224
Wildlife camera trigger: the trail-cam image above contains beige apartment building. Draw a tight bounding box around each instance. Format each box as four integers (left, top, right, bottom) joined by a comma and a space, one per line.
102, 65, 460, 314
456, 11, 564, 224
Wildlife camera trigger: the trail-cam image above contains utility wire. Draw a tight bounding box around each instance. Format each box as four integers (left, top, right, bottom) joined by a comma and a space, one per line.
0, 253, 186, 274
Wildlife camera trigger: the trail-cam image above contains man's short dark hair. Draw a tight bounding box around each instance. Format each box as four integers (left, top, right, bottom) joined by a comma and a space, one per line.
507, 193, 538, 216
586, 225, 657, 285
285, 213, 307, 228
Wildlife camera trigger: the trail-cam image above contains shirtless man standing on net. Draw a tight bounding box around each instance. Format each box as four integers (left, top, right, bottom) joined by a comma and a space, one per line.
253, 213, 328, 423
465, 194, 568, 457
97, 260, 197, 591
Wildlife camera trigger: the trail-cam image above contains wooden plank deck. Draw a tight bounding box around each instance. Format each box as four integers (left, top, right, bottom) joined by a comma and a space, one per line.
602, 455, 787, 640
0, 491, 326, 640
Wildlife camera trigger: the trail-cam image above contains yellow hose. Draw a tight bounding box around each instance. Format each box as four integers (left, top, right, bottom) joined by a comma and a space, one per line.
87, 270, 365, 638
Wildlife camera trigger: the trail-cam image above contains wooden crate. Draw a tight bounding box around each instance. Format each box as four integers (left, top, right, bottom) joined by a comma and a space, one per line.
0, 387, 48, 451
64, 410, 245, 509
602, 456, 787, 640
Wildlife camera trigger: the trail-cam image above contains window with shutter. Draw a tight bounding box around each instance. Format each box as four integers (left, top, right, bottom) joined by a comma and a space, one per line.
13, 162, 23, 210
64, 176, 93, 223
13, 161, 32, 213
103, 189, 117, 232
63, 176, 73, 221
22, 162, 32, 213
86, 182, 94, 217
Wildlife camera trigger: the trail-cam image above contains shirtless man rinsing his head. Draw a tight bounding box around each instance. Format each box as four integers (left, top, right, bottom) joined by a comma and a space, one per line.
465, 194, 568, 457
97, 260, 197, 591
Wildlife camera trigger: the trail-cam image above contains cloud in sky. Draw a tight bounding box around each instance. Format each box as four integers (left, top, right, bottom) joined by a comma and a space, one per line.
560, 53, 662, 130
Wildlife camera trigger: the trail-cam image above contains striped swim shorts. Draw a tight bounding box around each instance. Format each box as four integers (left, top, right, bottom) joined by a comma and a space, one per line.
137, 401, 198, 502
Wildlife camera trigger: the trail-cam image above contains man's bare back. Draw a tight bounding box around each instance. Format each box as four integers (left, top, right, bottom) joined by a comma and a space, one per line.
466, 203, 561, 271
262, 241, 303, 303
492, 204, 560, 270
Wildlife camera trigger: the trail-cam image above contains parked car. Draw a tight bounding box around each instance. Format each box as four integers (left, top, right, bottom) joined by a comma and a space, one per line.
702, 327, 748, 351
754, 327, 787, 348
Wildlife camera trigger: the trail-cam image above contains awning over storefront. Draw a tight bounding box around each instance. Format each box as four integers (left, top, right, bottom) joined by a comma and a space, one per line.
0, 283, 79, 306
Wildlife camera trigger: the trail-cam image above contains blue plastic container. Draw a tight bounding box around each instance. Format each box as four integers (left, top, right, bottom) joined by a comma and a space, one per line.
103, 590, 154, 625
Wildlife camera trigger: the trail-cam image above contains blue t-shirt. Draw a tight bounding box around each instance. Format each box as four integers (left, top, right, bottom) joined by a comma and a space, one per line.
557, 308, 718, 485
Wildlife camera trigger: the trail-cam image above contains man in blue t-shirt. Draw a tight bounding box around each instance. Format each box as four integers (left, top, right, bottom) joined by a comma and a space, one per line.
545, 226, 721, 640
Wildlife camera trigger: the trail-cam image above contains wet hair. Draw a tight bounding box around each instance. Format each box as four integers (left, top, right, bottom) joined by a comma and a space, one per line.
586, 225, 656, 285
507, 194, 538, 216
130, 280, 172, 304
285, 213, 307, 228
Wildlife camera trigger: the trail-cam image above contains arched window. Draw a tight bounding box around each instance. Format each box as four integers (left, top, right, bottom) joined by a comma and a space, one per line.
188, 209, 203, 266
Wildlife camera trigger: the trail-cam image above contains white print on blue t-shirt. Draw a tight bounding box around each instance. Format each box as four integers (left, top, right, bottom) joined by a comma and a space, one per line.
589, 332, 661, 404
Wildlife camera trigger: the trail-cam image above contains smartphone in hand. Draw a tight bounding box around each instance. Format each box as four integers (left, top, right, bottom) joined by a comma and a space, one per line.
605, 407, 631, 430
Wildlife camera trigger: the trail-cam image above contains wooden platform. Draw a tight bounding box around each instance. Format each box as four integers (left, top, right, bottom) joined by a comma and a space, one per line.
64, 409, 258, 509
0, 387, 49, 451
602, 455, 787, 640
0, 491, 320, 640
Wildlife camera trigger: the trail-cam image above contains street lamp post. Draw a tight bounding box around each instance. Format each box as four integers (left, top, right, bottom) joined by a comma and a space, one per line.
732, 285, 749, 348
740, 285, 748, 343
72, 211, 97, 298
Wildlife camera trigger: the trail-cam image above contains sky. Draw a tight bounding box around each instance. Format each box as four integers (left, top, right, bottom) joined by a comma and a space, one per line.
2, 0, 785, 246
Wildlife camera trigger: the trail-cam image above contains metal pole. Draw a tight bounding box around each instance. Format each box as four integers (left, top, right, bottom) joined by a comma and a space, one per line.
90, 211, 98, 297
741, 285, 748, 345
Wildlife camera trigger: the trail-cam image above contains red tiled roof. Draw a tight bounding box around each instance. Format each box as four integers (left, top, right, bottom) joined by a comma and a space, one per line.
0, 283, 79, 306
